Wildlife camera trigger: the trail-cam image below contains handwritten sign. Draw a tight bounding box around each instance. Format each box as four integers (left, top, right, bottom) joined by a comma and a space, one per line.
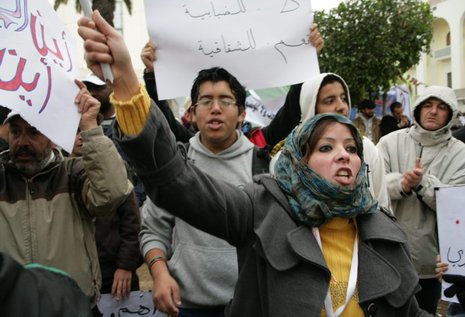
245, 87, 289, 127
0, 0, 80, 152
97, 291, 155, 317
145, 0, 320, 100
436, 186, 465, 303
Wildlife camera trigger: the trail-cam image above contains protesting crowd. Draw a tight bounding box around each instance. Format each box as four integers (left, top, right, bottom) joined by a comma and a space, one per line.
1, 3, 465, 317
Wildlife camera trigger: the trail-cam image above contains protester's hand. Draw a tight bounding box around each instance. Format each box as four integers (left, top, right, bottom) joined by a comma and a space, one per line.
443, 274, 465, 308
399, 115, 409, 128
435, 255, 448, 281
141, 41, 156, 73
309, 23, 324, 53
152, 271, 181, 317
75, 80, 100, 131
112, 268, 132, 300
401, 158, 423, 193
77, 10, 139, 101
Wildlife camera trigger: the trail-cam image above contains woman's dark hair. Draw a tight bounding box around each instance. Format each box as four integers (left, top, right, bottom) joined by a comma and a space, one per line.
190, 67, 246, 112
302, 117, 363, 162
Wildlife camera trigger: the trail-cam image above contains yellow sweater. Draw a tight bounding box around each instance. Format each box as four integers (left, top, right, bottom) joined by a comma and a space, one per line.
319, 217, 363, 317
109, 85, 151, 135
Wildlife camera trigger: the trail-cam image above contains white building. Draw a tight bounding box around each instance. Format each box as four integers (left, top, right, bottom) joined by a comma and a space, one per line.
410, 0, 465, 110
53, 0, 149, 80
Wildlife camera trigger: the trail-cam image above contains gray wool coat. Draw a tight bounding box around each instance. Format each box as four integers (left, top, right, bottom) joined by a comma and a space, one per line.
117, 103, 431, 317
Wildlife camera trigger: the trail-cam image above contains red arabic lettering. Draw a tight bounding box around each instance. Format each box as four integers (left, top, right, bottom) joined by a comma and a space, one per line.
30, 11, 73, 72
0, 48, 40, 92
0, 0, 29, 31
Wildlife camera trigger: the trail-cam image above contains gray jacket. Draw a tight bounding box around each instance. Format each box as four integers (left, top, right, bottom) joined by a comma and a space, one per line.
140, 130, 254, 307
377, 86, 465, 278
117, 104, 430, 317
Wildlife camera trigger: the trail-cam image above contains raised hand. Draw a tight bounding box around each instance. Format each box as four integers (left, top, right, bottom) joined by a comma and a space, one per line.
77, 10, 139, 101
141, 41, 156, 73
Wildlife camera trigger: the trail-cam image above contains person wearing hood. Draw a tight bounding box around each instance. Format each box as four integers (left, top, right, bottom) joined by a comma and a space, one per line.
376, 86, 465, 315
78, 12, 433, 315
270, 73, 391, 211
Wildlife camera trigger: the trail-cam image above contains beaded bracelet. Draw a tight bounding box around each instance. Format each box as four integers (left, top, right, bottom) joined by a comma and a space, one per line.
148, 255, 167, 271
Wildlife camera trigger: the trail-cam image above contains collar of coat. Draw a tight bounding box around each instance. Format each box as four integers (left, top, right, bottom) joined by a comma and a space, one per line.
252, 175, 419, 308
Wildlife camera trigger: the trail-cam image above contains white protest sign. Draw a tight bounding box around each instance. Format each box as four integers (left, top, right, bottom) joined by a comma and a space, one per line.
97, 291, 155, 317
245, 87, 289, 127
436, 186, 465, 303
145, 0, 320, 100
0, 0, 80, 152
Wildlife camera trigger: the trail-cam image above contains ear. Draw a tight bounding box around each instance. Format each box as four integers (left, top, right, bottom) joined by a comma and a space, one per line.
191, 108, 198, 123
239, 108, 246, 122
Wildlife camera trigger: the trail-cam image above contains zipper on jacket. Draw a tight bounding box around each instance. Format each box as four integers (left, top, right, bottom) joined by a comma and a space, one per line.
27, 179, 35, 195
25, 178, 35, 262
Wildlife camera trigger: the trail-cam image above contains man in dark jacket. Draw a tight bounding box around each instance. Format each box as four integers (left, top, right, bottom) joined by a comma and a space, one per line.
0, 252, 92, 317
380, 101, 410, 136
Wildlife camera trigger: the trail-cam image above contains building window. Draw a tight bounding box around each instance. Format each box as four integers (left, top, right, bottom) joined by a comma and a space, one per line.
447, 72, 452, 88
446, 32, 451, 46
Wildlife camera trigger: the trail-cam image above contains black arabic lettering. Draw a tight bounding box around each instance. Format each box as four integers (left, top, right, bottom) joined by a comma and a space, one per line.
210, 0, 246, 17
0, 0, 29, 31
0, 49, 40, 92
183, 4, 211, 19
280, 0, 300, 13
184, 0, 247, 19
118, 305, 151, 316
447, 247, 463, 267
222, 29, 257, 53
198, 40, 221, 57
245, 102, 276, 120
273, 36, 308, 64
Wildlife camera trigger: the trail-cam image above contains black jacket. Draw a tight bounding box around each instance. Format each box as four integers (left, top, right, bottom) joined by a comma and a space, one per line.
0, 252, 92, 317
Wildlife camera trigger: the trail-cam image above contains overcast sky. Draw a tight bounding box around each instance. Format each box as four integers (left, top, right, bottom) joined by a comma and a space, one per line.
311, 0, 344, 12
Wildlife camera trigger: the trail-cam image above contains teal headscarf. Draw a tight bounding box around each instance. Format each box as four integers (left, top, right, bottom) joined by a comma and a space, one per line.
275, 113, 378, 227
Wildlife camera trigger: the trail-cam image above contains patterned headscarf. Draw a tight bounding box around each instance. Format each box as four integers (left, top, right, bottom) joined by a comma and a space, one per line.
275, 113, 378, 227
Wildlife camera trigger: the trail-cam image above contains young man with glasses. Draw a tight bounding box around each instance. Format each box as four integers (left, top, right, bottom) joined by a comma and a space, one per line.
140, 67, 259, 317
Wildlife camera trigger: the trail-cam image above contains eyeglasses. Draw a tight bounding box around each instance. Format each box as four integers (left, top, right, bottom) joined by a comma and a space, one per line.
195, 98, 237, 109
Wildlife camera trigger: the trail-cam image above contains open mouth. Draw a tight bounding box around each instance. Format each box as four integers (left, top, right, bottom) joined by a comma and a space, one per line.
336, 170, 351, 178
334, 168, 354, 185
207, 119, 224, 130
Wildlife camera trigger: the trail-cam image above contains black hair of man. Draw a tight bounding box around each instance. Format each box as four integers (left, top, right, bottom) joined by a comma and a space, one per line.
190, 67, 246, 110
359, 99, 376, 110
389, 101, 403, 114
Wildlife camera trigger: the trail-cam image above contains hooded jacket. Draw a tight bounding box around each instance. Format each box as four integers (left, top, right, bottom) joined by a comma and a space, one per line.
140, 130, 255, 308
276, 73, 390, 210
377, 86, 465, 278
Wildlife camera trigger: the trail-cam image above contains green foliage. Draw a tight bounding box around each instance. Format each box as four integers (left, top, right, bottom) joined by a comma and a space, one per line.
314, 0, 433, 104
53, 0, 132, 26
